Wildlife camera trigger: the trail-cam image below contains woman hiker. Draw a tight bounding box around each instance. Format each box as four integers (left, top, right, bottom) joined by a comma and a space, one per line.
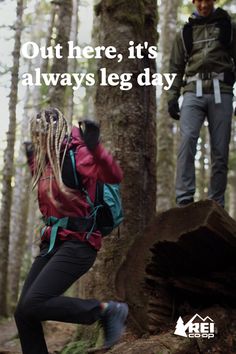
14, 108, 128, 354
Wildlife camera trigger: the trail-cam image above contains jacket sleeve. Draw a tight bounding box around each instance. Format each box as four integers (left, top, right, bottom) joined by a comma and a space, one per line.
231, 22, 236, 85
168, 31, 186, 102
75, 143, 123, 184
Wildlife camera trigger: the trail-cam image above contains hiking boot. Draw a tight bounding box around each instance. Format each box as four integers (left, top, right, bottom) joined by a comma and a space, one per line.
100, 301, 128, 349
177, 197, 194, 207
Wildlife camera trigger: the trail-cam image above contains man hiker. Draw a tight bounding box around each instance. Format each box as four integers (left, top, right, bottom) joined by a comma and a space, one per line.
168, 0, 236, 207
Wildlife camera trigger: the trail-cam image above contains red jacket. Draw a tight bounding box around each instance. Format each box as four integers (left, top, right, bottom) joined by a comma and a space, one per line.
30, 126, 123, 250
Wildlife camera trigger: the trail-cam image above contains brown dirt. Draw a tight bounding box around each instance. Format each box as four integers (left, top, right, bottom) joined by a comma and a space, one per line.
0, 318, 77, 354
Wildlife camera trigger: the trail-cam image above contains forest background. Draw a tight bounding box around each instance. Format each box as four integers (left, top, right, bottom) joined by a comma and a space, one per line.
0, 0, 236, 352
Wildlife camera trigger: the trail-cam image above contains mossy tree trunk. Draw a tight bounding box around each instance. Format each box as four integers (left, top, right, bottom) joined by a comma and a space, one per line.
64, 0, 79, 125
156, 0, 180, 212
0, 0, 24, 317
79, 0, 158, 332
48, 0, 73, 111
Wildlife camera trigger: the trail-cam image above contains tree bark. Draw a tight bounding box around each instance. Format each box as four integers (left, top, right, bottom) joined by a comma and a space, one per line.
156, 0, 180, 212
79, 0, 157, 332
48, 0, 73, 111
0, 0, 24, 317
144, 200, 236, 333
40, 2, 57, 76
64, 0, 79, 125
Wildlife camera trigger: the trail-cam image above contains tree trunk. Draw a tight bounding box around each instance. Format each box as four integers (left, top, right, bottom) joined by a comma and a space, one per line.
0, 0, 24, 317
81, 3, 99, 119
40, 2, 57, 76
48, 0, 73, 111
80, 0, 157, 332
228, 117, 236, 219
156, 0, 180, 212
228, 172, 236, 220
64, 0, 79, 125
30, 1, 57, 110
7, 90, 32, 312
143, 200, 236, 333
7, 1, 58, 312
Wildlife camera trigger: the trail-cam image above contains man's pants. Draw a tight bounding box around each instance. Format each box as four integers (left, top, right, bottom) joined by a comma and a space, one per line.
176, 92, 233, 207
14, 239, 100, 354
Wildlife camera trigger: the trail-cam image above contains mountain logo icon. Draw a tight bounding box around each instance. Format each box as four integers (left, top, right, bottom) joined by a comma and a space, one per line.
174, 314, 215, 339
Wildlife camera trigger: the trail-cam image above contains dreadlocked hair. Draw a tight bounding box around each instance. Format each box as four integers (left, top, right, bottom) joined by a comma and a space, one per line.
30, 108, 70, 190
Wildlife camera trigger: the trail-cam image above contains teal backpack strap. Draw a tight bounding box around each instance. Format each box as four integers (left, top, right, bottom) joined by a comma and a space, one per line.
41, 216, 69, 254
69, 149, 80, 187
69, 148, 102, 240
82, 188, 102, 240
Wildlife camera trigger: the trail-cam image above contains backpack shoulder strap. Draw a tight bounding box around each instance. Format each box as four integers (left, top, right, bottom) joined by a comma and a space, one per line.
181, 22, 193, 62
61, 146, 83, 190
69, 149, 81, 188
95, 181, 104, 206
217, 16, 233, 49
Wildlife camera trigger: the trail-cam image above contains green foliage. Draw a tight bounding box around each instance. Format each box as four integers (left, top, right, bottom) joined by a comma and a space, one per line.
61, 340, 90, 354
77, 322, 103, 346
218, 0, 234, 6
61, 322, 103, 354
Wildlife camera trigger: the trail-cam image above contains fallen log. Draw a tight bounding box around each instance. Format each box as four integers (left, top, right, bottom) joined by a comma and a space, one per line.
116, 200, 236, 333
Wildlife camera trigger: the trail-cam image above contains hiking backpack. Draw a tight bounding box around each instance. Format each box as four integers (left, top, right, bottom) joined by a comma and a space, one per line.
181, 15, 233, 61
61, 147, 124, 237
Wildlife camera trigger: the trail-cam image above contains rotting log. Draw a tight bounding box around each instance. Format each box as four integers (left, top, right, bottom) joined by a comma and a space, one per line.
118, 200, 236, 334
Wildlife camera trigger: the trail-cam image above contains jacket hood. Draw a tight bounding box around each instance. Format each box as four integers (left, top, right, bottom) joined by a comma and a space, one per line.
189, 7, 231, 25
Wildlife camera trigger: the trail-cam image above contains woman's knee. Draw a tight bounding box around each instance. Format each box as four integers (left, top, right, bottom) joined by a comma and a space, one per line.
14, 295, 41, 320
14, 300, 30, 323
14, 302, 23, 322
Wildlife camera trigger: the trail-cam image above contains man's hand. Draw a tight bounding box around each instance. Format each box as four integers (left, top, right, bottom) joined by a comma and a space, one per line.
79, 120, 100, 151
168, 99, 180, 120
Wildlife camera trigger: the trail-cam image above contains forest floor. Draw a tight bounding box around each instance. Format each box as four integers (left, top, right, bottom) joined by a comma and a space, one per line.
0, 317, 78, 354
1, 308, 236, 354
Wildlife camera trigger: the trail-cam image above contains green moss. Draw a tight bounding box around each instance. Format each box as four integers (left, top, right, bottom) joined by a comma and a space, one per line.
94, 1, 102, 16
95, 0, 146, 33
61, 322, 105, 354
111, 0, 145, 30
60, 340, 90, 354
60, 322, 101, 352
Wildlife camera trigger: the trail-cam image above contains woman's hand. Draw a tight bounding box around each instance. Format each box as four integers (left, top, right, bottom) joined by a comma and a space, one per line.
79, 120, 100, 151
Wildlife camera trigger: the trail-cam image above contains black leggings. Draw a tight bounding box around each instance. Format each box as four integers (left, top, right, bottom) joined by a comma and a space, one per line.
15, 239, 101, 354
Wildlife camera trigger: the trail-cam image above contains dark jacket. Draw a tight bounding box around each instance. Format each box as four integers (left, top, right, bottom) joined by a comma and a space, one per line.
168, 8, 236, 101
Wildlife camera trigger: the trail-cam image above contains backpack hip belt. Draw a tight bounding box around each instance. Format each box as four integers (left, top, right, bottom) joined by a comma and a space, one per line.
186, 72, 225, 104
41, 215, 98, 254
